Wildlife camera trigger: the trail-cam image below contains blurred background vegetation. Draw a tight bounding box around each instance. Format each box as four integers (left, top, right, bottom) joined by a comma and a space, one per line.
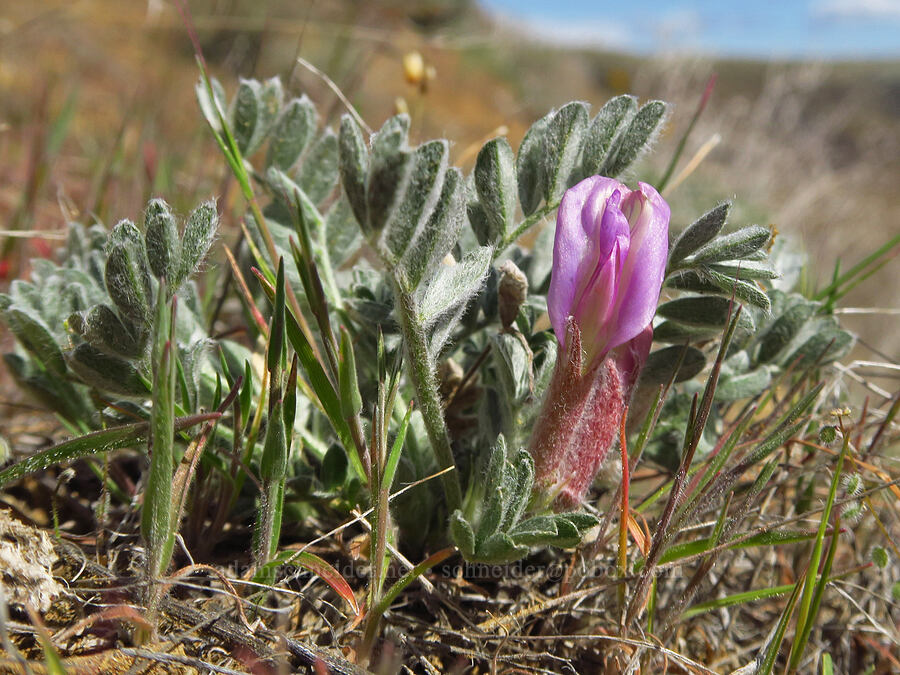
1, 0, 897, 372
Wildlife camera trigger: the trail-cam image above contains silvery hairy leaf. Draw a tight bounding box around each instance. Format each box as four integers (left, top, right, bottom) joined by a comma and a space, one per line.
769, 314, 854, 369
143, 199, 181, 282
450, 437, 594, 563
667, 269, 771, 312
324, 196, 363, 270
67, 343, 147, 396
473, 137, 517, 246
708, 261, 780, 280
0, 306, 66, 377
668, 202, 731, 268
382, 139, 449, 266
689, 225, 772, 264
449, 511, 476, 559
366, 114, 413, 235
178, 200, 218, 287
475, 468, 505, 545
653, 321, 728, 344
509, 514, 583, 548
195, 77, 227, 134
601, 99, 668, 177
296, 128, 339, 205
2, 354, 89, 424
401, 167, 466, 290
756, 296, 818, 363
228, 79, 262, 156
7, 280, 40, 316
715, 367, 774, 401
657, 296, 755, 332
476, 533, 530, 564
257, 77, 284, 149
467, 194, 493, 248
450, 439, 531, 563
516, 112, 551, 217
416, 246, 492, 332
229, 77, 282, 157
580, 95, 638, 179
105, 220, 153, 326
542, 101, 590, 203
499, 448, 534, 531
492, 332, 531, 401
266, 95, 317, 171
640, 345, 707, 385
338, 114, 369, 231
181, 338, 218, 411
74, 304, 147, 359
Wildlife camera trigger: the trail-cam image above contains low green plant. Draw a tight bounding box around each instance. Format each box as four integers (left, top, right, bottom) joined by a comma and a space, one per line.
1, 65, 895, 673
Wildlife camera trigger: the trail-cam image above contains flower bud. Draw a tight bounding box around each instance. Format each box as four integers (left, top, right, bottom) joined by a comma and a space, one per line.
529, 176, 669, 509
548, 176, 669, 370
498, 260, 528, 331
403, 51, 426, 85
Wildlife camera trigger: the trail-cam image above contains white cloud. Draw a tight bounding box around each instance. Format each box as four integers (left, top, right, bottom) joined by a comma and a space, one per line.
653, 8, 703, 39
490, 12, 635, 51
650, 8, 703, 49
812, 0, 900, 21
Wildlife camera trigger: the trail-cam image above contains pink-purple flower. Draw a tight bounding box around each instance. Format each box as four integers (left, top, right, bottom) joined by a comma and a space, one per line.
548, 176, 670, 371
529, 176, 670, 509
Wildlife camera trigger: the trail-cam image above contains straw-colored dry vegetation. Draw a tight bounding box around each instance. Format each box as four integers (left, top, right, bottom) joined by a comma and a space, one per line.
1, 1, 898, 673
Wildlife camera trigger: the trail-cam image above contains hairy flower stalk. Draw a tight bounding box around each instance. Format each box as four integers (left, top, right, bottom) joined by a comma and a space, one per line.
529, 176, 669, 509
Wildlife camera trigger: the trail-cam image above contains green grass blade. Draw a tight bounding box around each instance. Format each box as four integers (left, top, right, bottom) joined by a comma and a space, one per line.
757, 575, 804, 675
31, 618, 68, 675
267, 258, 286, 375
680, 407, 756, 514
656, 529, 821, 568
683, 564, 858, 621
255, 270, 364, 482
787, 429, 850, 671
383, 402, 414, 493
813, 232, 900, 303
683, 582, 796, 620
0, 414, 217, 489
363, 546, 455, 649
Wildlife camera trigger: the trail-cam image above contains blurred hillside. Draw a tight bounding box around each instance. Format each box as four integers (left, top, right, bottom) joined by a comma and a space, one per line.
1, 0, 898, 365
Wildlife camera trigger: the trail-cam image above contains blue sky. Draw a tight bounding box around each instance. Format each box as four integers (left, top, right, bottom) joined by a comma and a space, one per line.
479, 0, 900, 59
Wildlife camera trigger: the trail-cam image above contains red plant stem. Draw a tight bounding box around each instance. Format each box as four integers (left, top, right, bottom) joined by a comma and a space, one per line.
617, 405, 630, 622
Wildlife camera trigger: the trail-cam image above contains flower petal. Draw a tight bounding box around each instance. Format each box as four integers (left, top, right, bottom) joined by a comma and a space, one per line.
572, 190, 630, 329
605, 182, 670, 349
611, 324, 654, 392
573, 239, 621, 360
548, 176, 622, 344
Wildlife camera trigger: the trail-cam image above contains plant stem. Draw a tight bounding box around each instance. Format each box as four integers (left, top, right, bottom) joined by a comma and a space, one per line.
361, 547, 454, 656
497, 202, 557, 257
617, 407, 629, 624
256, 478, 285, 570
657, 74, 716, 193
392, 278, 462, 512
363, 367, 392, 651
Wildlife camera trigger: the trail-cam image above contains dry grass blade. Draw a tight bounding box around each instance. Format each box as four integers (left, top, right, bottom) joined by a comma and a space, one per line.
627, 307, 741, 625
